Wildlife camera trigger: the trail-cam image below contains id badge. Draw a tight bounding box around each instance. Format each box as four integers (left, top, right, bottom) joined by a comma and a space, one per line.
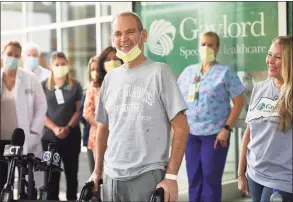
55, 89, 65, 105
187, 84, 196, 102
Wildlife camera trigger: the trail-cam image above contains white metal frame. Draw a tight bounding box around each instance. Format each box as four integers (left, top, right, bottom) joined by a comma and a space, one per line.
1, 2, 133, 53
278, 2, 287, 35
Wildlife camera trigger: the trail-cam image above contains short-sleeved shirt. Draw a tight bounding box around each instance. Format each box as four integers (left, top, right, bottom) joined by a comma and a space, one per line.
95, 59, 187, 180
42, 79, 83, 142
245, 79, 292, 193
177, 63, 246, 136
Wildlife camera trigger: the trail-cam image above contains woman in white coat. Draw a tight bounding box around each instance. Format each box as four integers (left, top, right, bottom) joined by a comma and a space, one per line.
0, 41, 47, 191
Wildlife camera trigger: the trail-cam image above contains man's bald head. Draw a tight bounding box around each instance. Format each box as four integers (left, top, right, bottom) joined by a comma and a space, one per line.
112, 12, 143, 32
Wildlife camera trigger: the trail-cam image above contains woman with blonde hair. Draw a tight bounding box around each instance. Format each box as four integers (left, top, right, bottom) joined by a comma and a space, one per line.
41, 51, 83, 200
238, 36, 293, 202
178, 32, 245, 202
80, 55, 99, 174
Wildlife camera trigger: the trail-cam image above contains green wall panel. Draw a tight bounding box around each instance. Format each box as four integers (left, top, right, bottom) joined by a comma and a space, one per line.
135, 2, 280, 74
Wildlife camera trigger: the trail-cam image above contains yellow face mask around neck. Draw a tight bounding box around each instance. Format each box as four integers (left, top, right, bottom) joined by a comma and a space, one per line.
116, 33, 143, 62
116, 44, 142, 62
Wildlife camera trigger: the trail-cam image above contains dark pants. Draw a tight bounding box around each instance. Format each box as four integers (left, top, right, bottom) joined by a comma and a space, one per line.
0, 140, 11, 192
42, 128, 81, 201
247, 174, 293, 202
185, 134, 229, 202
86, 148, 95, 174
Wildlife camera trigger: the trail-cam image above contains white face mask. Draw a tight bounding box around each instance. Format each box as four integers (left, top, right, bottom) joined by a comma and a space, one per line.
115, 33, 143, 62
52, 65, 69, 78
24, 56, 39, 71
3, 56, 19, 70
199, 46, 216, 63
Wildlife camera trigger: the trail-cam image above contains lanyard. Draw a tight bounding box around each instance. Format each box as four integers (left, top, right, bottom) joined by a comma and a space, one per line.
194, 64, 212, 93
187, 63, 214, 103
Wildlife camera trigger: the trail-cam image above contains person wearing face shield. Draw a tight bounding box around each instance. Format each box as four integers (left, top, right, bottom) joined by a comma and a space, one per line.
22, 42, 50, 83
88, 12, 189, 202
177, 31, 245, 202
41, 52, 83, 200
0, 40, 47, 191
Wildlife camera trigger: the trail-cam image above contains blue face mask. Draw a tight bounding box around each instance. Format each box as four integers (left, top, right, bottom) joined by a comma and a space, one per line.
24, 56, 39, 71
3, 56, 19, 70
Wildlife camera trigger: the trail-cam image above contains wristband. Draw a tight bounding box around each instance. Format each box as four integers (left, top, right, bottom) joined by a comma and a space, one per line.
165, 174, 177, 181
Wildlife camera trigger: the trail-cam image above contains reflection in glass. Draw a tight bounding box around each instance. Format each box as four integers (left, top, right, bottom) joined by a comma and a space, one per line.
100, 2, 132, 16
101, 22, 112, 49
27, 29, 57, 70
27, 2, 56, 27
62, 24, 96, 88
1, 2, 22, 31
223, 133, 236, 181
61, 2, 96, 22
100, 2, 111, 16
1, 34, 24, 50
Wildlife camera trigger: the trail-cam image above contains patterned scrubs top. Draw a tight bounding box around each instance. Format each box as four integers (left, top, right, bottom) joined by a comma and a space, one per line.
177, 62, 246, 136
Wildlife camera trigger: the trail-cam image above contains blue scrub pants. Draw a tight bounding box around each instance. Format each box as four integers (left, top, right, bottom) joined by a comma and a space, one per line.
185, 134, 229, 202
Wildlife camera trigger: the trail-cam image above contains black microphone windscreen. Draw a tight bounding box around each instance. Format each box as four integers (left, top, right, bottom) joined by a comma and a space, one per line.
48, 143, 57, 151
11, 128, 25, 146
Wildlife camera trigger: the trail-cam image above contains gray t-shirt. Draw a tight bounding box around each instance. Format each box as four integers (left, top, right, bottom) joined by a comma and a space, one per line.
95, 59, 187, 180
42, 79, 83, 142
245, 79, 292, 193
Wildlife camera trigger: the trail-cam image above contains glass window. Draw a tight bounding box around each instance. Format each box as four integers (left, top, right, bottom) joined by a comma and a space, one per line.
1, 34, 25, 51
27, 29, 57, 70
61, 2, 96, 22
101, 22, 112, 49
1, 34, 25, 67
100, 2, 132, 16
27, 2, 56, 27
62, 24, 96, 88
1, 2, 23, 31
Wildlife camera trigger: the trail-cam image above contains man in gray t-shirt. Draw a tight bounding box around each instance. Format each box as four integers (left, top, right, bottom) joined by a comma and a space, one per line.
89, 12, 189, 202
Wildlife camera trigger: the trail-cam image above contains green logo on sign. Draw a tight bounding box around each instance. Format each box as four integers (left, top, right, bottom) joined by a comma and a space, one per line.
257, 103, 265, 110
148, 19, 176, 56
136, 2, 279, 73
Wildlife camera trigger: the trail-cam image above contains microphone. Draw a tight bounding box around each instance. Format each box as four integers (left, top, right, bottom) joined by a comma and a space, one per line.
26, 153, 39, 200
17, 153, 40, 200
38, 143, 63, 200
0, 128, 25, 202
